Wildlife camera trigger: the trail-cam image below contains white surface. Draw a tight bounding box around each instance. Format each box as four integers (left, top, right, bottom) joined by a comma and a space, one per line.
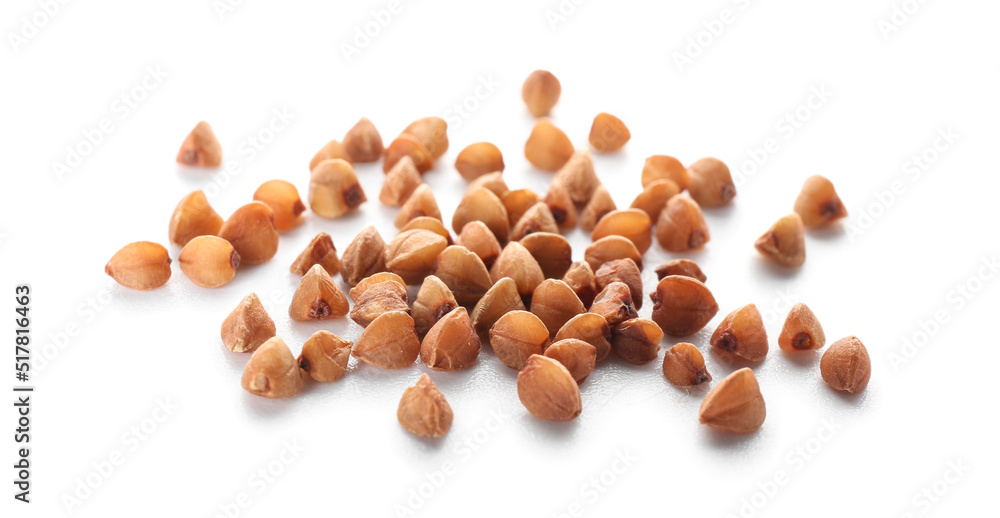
2, 1, 998, 516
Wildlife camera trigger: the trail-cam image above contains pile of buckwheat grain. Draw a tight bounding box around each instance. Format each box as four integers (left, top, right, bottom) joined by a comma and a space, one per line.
104, 70, 870, 438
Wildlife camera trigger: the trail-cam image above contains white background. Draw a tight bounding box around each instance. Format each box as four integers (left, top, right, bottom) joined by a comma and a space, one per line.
2, 0, 998, 516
